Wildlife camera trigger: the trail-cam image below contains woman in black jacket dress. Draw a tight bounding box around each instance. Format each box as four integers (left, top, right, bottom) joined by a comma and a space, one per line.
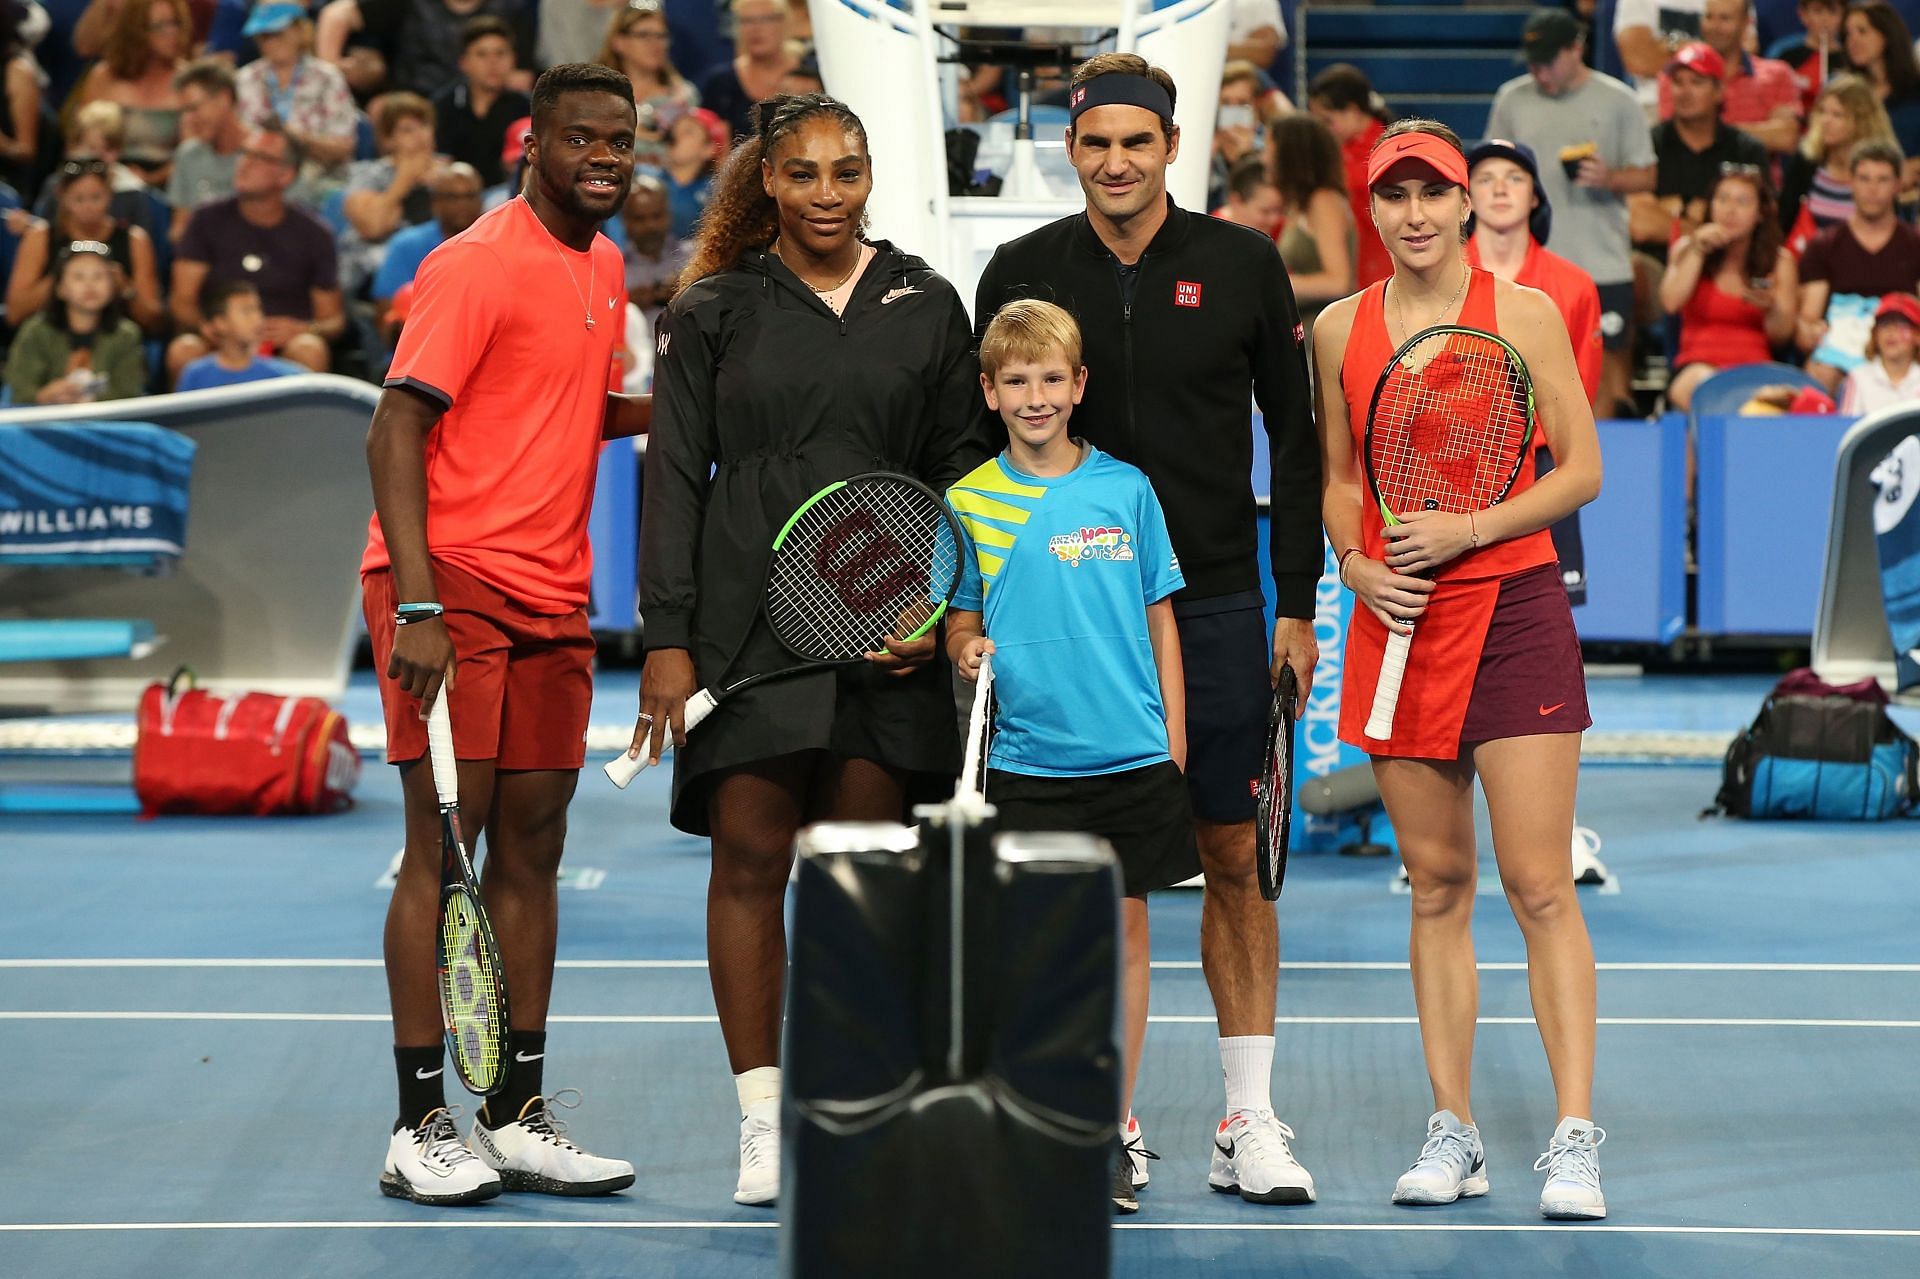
631, 93, 990, 1205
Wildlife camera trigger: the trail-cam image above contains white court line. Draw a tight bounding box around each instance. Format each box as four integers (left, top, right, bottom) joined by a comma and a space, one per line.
3, 959, 1916, 973
0, 1221, 1915, 1239
4, 1012, 1916, 1028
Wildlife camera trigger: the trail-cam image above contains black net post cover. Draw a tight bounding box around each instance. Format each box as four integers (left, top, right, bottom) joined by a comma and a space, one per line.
781, 818, 1122, 1279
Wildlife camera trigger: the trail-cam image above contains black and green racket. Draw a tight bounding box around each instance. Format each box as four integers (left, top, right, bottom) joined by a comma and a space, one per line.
607, 471, 964, 786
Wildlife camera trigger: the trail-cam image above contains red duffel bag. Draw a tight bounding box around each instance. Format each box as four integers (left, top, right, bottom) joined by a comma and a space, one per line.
133, 669, 360, 816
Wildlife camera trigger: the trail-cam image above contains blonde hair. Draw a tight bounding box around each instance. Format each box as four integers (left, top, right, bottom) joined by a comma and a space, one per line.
980, 299, 1084, 380
69, 100, 127, 150
1804, 73, 1898, 163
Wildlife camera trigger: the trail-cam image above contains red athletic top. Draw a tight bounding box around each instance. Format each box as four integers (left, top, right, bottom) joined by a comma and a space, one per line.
1465, 238, 1603, 409
361, 197, 624, 613
1342, 119, 1393, 289
1335, 267, 1557, 759
1674, 279, 1772, 370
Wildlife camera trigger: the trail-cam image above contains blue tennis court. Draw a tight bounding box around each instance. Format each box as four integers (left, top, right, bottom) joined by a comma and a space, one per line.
2, 671, 1917, 1277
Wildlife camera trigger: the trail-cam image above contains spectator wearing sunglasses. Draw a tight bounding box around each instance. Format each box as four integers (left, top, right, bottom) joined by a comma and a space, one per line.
5, 157, 163, 332
167, 122, 344, 381
69, 0, 192, 184
1660, 163, 1799, 411
5, 241, 146, 406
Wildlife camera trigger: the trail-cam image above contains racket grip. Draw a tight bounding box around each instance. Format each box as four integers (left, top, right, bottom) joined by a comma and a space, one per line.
425, 690, 457, 807
1364, 629, 1413, 740
601, 688, 720, 789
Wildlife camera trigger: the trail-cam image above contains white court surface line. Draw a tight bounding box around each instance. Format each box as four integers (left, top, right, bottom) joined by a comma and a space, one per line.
3, 959, 1917, 973
0, 1221, 1915, 1239
4, 1012, 1917, 1028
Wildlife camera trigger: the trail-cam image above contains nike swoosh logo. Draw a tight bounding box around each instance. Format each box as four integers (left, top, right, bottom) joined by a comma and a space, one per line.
1218, 1139, 1236, 1158
415, 1067, 443, 1080
514, 1051, 545, 1063
1539, 702, 1566, 716
881, 287, 921, 305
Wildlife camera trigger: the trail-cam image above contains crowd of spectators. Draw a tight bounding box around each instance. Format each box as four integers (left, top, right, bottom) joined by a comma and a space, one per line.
8, 0, 1920, 421
0, 0, 782, 406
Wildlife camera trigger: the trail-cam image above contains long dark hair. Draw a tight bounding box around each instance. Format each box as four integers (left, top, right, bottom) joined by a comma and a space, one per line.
1851, 2, 1920, 97
1267, 112, 1346, 209
1702, 167, 1783, 280
47, 243, 127, 334
676, 93, 867, 295
1308, 64, 1394, 125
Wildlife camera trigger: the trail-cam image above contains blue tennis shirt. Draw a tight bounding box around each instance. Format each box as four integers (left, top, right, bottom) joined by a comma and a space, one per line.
948, 445, 1184, 777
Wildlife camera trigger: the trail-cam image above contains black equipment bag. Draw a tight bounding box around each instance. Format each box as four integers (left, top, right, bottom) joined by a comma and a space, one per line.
782, 818, 1120, 1279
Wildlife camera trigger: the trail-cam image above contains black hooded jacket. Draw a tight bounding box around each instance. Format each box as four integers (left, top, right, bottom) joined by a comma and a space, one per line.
639, 240, 992, 830
974, 200, 1323, 619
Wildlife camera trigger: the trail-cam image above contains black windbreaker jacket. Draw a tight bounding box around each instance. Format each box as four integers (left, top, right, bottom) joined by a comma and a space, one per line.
637, 241, 991, 815
973, 199, 1324, 618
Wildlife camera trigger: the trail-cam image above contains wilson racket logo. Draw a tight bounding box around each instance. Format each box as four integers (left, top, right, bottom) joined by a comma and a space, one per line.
813, 510, 921, 610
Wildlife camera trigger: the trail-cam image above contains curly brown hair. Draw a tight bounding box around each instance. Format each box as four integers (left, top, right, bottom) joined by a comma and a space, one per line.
103, 0, 190, 82
676, 93, 868, 295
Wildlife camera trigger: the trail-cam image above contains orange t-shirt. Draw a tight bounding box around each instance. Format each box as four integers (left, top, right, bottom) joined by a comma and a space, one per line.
1465, 237, 1603, 409
361, 197, 624, 613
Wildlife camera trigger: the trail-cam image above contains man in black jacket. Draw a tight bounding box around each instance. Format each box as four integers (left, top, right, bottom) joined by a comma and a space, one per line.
974, 53, 1324, 1206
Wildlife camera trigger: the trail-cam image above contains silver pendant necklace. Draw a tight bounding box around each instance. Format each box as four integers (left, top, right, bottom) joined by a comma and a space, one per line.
529, 198, 597, 330
1392, 259, 1469, 344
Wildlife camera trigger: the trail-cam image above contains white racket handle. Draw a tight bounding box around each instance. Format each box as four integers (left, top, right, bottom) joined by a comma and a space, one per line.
426, 689, 458, 809
1364, 628, 1413, 740
956, 654, 993, 802
603, 688, 718, 789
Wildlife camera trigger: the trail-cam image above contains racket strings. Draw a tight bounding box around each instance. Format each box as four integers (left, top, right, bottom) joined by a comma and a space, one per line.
1372, 336, 1530, 513
440, 893, 505, 1086
767, 479, 950, 660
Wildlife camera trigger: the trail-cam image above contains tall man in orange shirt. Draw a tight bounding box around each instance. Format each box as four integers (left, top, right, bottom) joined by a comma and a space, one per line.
1465, 138, 1599, 604
361, 62, 653, 1206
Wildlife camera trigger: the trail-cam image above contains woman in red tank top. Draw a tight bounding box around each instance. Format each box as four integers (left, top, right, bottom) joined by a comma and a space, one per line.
1659, 166, 1800, 411
1308, 120, 1611, 1218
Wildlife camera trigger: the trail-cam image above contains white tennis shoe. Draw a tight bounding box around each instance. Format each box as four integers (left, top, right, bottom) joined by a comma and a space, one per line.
1207, 1110, 1317, 1204
380, 1106, 501, 1205
468, 1090, 635, 1195
735, 1108, 780, 1206
1535, 1118, 1607, 1219
1392, 1109, 1489, 1205
1123, 1114, 1159, 1190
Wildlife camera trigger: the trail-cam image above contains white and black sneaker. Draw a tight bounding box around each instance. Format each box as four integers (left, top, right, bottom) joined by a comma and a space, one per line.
1207, 1110, 1317, 1204
380, 1107, 501, 1206
1393, 1109, 1489, 1205
468, 1090, 635, 1196
1536, 1118, 1607, 1219
735, 1105, 779, 1206
1123, 1114, 1159, 1190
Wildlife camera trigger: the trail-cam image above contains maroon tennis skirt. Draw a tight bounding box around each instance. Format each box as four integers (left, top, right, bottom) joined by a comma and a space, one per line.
1458, 563, 1591, 745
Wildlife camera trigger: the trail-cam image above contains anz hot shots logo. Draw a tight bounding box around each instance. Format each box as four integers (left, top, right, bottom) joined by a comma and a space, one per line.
1049, 525, 1135, 566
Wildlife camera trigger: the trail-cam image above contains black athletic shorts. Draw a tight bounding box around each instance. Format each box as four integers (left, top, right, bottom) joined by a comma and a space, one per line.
1174, 598, 1270, 825
985, 760, 1199, 898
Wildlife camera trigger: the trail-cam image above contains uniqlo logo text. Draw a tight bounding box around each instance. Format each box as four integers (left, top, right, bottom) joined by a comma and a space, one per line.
1175, 280, 1202, 307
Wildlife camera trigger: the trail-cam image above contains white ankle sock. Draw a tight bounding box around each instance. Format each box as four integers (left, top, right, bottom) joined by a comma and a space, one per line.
735, 1066, 781, 1120
1219, 1036, 1274, 1115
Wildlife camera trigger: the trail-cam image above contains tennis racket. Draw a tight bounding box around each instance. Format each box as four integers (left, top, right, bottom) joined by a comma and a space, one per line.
1362, 325, 1535, 741
955, 651, 995, 812
606, 471, 965, 786
1254, 663, 1297, 902
426, 692, 512, 1096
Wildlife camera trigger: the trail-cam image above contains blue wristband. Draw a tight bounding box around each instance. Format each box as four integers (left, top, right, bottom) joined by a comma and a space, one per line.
394, 602, 445, 624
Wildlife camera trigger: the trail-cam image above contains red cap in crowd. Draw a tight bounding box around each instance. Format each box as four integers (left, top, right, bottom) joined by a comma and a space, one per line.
1875, 292, 1920, 328
1667, 42, 1726, 81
